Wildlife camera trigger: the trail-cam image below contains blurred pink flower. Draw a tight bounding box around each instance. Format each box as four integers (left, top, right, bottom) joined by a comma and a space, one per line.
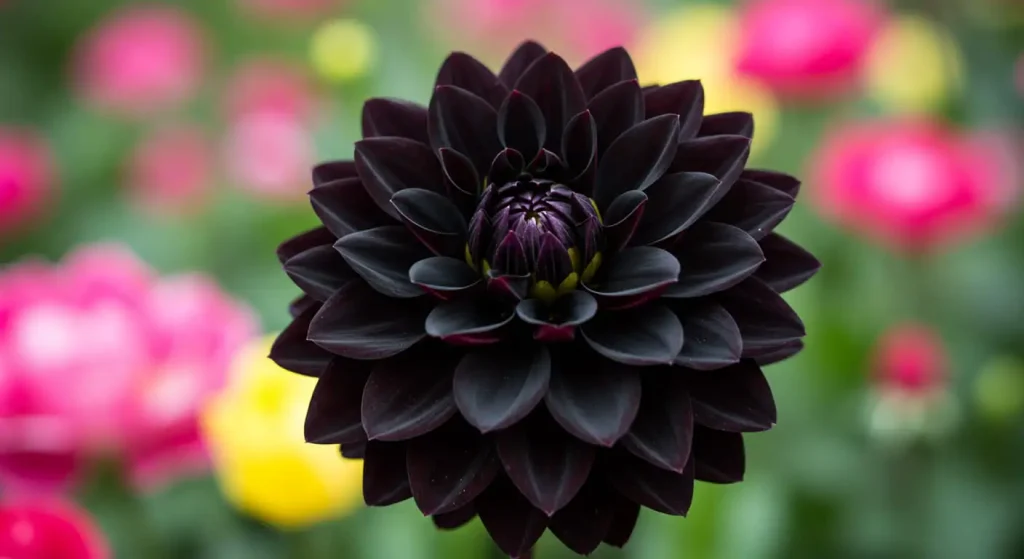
0, 245, 256, 493
224, 59, 318, 122
73, 5, 205, 116
237, 0, 341, 20
0, 129, 53, 237
872, 324, 946, 395
0, 500, 108, 559
735, 0, 884, 99
811, 119, 1015, 251
127, 125, 214, 215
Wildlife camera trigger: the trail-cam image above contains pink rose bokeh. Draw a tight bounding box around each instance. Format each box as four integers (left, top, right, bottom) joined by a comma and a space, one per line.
0, 500, 108, 559
872, 324, 947, 395
127, 125, 214, 215
0, 129, 53, 237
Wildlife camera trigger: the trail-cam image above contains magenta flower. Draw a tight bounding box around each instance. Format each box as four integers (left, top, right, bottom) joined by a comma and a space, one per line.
0, 129, 53, 237
72, 5, 205, 116
127, 125, 214, 215
811, 119, 1015, 251
0, 500, 108, 559
735, 0, 884, 99
872, 324, 946, 395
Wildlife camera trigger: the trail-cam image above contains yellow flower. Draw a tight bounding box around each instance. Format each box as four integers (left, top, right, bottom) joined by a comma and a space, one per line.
201, 336, 363, 529
309, 19, 377, 83
632, 5, 780, 155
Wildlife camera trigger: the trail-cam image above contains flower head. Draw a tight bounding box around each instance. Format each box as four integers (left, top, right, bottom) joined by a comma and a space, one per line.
0, 500, 108, 559
0, 129, 53, 237
273, 42, 819, 556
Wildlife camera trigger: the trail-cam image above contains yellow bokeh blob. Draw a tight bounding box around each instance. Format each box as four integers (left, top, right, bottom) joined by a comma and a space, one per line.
201, 336, 364, 529
309, 19, 377, 83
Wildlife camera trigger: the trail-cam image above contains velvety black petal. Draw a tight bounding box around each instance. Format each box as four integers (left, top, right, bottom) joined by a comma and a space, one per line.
436, 51, 507, 106
498, 90, 546, 159
742, 169, 801, 198
454, 344, 551, 433
310, 177, 393, 238
516, 292, 598, 342
277, 227, 334, 265
340, 439, 367, 459
608, 451, 695, 516
284, 244, 358, 301
581, 304, 684, 366
687, 360, 776, 432
425, 299, 516, 345
363, 441, 412, 505
603, 493, 641, 547
670, 135, 751, 194
312, 160, 358, 187
692, 425, 745, 483
583, 247, 680, 307
489, 147, 526, 186
755, 233, 821, 293
561, 110, 597, 185
354, 137, 445, 219
588, 79, 644, 157
407, 424, 501, 515
439, 147, 480, 200
428, 85, 501, 176
390, 188, 468, 256
699, 112, 754, 139
621, 376, 693, 473
513, 52, 587, 153
335, 225, 429, 298
664, 222, 765, 299
670, 300, 743, 370
476, 477, 549, 557
546, 355, 641, 447
754, 339, 804, 366
288, 294, 317, 318
593, 114, 680, 208
498, 41, 548, 87
643, 80, 704, 141
409, 256, 481, 299
575, 46, 638, 99
718, 277, 805, 356
486, 272, 531, 303
361, 350, 458, 441
433, 504, 477, 530
308, 281, 427, 360
550, 483, 614, 555
603, 190, 647, 252
270, 305, 333, 377
700, 178, 795, 240
496, 411, 595, 516
362, 98, 429, 143
631, 171, 722, 246
305, 358, 372, 444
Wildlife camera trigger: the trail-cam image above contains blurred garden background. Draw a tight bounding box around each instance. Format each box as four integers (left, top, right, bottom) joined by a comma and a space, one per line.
1, 0, 1022, 557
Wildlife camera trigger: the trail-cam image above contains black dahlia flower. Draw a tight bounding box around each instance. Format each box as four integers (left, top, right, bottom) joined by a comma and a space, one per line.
272, 42, 820, 557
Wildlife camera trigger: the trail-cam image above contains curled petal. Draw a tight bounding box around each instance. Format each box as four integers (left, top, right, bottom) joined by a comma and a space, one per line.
310, 177, 393, 238
270, 305, 333, 376
429, 85, 501, 176
643, 80, 704, 141
362, 98, 429, 143
588, 79, 644, 157
476, 478, 549, 558
498, 41, 548, 87
312, 160, 358, 187
575, 46, 638, 99
277, 227, 334, 265
608, 451, 695, 516
581, 304, 684, 366
454, 345, 551, 433
409, 257, 481, 299
513, 52, 587, 152
498, 90, 546, 158
305, 358, 372, 444
692, 425, 745, 483
621, 376, 693, 473
546, 355, 641, 447
717, 277, 805, 356
583, 247, 680, 308
355, 137, 446, 219
436, 52, 507, 106
363, 441, 412, 505
390, 188, 468, 256
361, 349, 458, 441
308, 281, 428, 360
284, 244, 358, 301
594, 114, 680, 208
631, 172, 722, 246
670, 300, 743, 371
687, 360, 776, 432
335, 226, 429, 298
407, 424, 501, 515
699, 112, 754, 139
425, 299, 516, 345
699, 178, 795, 240
754, 233, 821, 293
603, 190, 647, 252
664, 222, 765, 299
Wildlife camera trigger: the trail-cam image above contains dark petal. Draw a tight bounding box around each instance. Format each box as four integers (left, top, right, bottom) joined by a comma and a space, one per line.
527, 148, 562, 175
498, 40, 548, 87
361, 350, 458, 441
670, 135, 751, 194
693, 425, 745, 483
549, 483, 614, 555
688, 360, 776, 432
516, 291, 598, 342
575, 46, 638, 99
425, 299, 516, 345
284, 244, 358, 301
390, 188, 468, 256
305, 358, 372, 444
355, 137, 445, 219
489, 148, 526, 185
608, 451, 695, 516
312, 160, 358, 187
270, 306, 333, 377
496, 414, 596, 516
498, 90, 546, 158
664, 222, 764, 299
700, 178, 795, 240
407, 426, 501, 515
621, 376, 693, 473
340, 439, 367, 459
561, 110, 597, 186
288, 294, 317, 318
308, 281, 427, 360
486, 272, 531, 303
545, 356, 641, 447
602, 190, 647, 253
583, 247, 680, 307
755, 233, 821, 293
433, 504, 477, 530
754, 339, 804, 366
492, 231, 529, 276
334, 226, 428, 298
717, 277, 805, 356
631, 171, 723, 246
513, 52, 587, 152
362, 98, 429, 143
581, 304, 684, 366
603, 493, 641, 547
534, 233, 573, 286
588, 79, 644, 157
363, 441, 412, 505
476, 477, 549, 558
670, 300, 743, 371
742, 169, 801, 198
593, 114, 680, 209
409, 256, 481, 299
429, 85, 501, 177
276, 227, 334, 265
643, 80, 704, 141
310, 177, 393, 238
439, 147, 480, 200
436, 51, 507, 106
454, 345, 551, 433
699, 112, 754, 139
